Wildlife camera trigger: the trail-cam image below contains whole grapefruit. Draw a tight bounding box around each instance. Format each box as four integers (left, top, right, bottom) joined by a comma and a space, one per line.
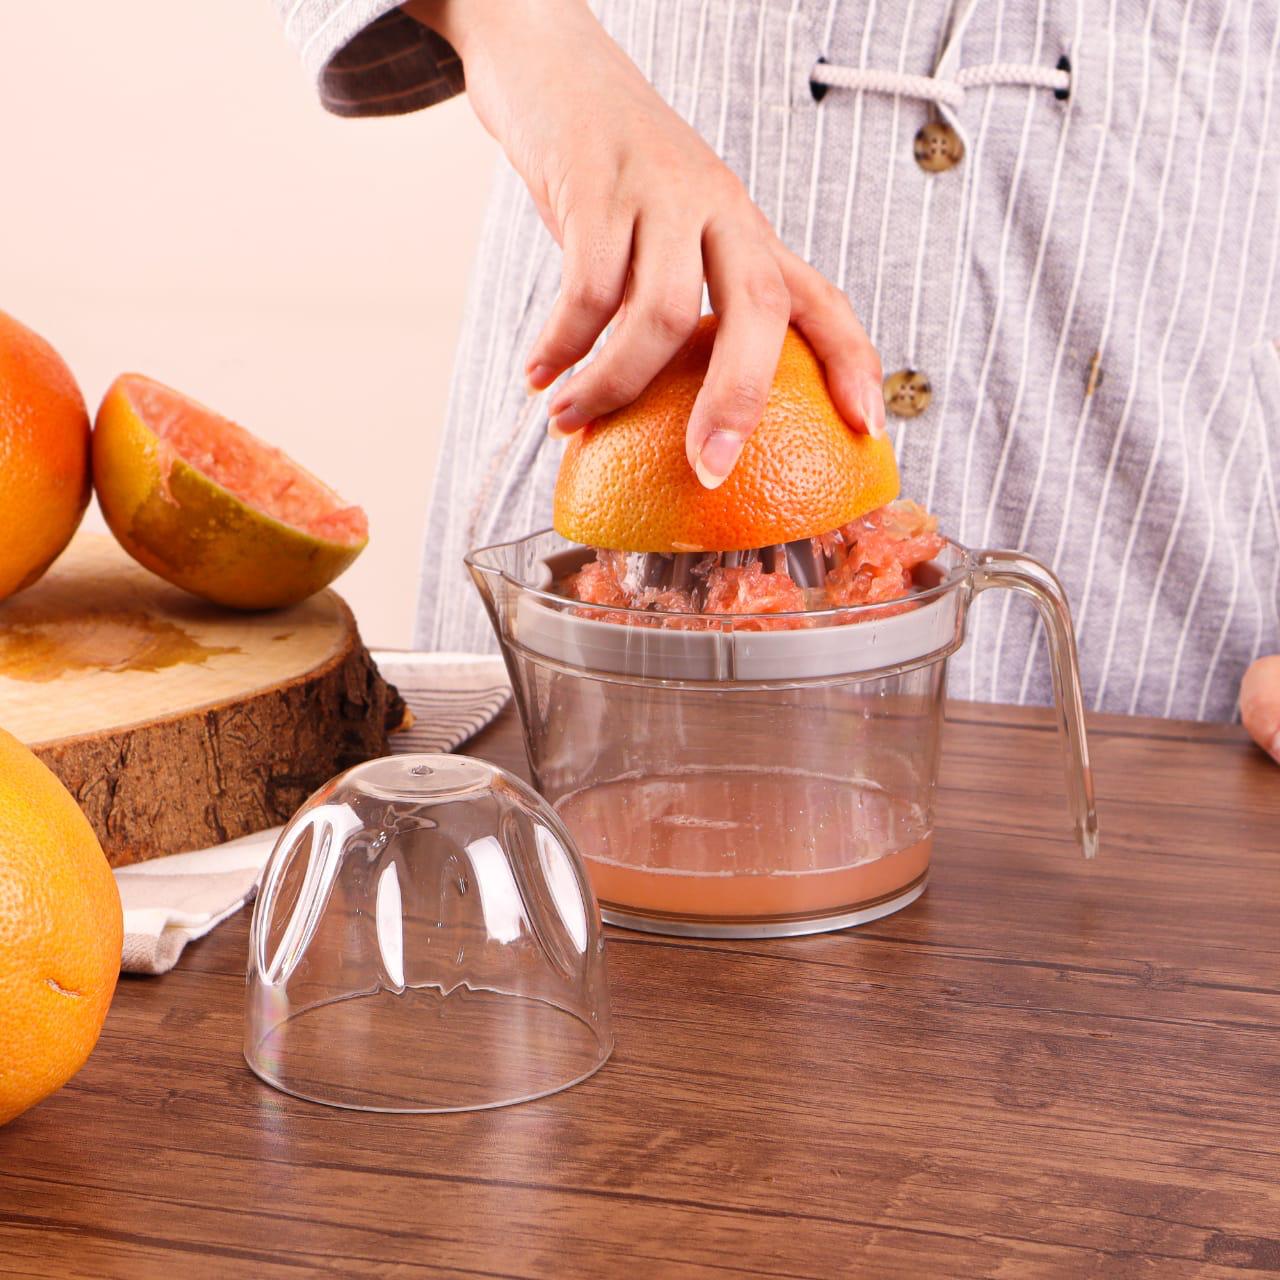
0, 312, 92, 600
0, 727, 122, 1125
553, 316, 899, 553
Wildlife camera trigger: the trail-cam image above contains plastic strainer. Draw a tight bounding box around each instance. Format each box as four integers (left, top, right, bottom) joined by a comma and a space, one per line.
244, 754, 613, 1112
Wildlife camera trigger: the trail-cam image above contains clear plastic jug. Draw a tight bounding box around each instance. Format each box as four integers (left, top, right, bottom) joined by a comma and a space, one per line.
467, 531, 1097, 939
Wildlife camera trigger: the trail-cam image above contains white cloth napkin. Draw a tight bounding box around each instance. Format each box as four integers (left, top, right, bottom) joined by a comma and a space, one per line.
115, 651, 510, 975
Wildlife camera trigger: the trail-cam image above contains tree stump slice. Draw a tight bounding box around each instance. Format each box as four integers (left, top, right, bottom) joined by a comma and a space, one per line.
0, 535, 403, 867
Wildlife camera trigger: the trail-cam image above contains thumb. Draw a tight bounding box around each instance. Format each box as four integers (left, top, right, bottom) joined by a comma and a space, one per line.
1240, 656, 1280, 764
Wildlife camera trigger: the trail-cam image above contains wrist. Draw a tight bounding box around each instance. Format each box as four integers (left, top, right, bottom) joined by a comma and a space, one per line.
403, 0, 584, 63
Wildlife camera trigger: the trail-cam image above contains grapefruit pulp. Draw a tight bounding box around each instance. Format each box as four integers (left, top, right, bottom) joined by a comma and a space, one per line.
564, 500, 945, 625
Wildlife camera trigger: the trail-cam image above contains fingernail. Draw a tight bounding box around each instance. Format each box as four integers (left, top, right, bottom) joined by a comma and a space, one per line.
694, 430, 743, 490
860, 382, 887, 439
548, 404, 591, 437
527, 363, 555, 392
1268, 728, 1280, 765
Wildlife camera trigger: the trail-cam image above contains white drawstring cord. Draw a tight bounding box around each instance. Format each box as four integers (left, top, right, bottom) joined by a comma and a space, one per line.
957, 63, 1070, 94
809, 61, 1071, 109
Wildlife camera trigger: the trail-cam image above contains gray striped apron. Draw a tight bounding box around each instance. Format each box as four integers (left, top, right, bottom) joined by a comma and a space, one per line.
284, 0, 1280, 721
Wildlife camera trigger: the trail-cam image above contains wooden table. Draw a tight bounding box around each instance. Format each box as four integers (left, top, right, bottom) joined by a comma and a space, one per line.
3, 703, 1278, 1278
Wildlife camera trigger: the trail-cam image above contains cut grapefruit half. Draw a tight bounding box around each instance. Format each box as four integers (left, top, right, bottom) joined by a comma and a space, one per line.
93, 374, 367, 610
553, 316, 899, 553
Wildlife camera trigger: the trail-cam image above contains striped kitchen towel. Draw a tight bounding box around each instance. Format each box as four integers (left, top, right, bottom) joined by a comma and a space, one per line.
116, 651, 511, 975
371, 650, 511, 754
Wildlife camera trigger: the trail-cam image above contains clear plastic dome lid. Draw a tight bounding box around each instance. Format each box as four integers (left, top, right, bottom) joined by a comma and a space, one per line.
245, 754, 613, 1112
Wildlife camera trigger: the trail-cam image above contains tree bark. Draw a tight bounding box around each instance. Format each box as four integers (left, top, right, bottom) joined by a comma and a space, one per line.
0, 536, 404, 866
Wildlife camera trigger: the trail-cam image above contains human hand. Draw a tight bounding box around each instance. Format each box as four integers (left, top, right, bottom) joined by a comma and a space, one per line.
404, 0, 884, 489
1240, 656, 1280, 765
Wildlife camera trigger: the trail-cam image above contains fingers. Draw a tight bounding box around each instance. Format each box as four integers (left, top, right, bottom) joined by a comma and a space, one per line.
532, 191, 883, 496
546, 209, 704, 434
775, 244, 884, 439
685, 217, 790, 489
1240, 655, 1280, 765
526, 211, 633, 402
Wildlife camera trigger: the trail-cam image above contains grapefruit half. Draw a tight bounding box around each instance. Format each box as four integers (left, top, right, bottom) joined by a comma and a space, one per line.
93, 375, 367, 610
553, 316, 899, 554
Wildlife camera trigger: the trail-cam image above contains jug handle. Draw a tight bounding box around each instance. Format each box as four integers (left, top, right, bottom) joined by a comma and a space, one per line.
970, 550, 1099, 859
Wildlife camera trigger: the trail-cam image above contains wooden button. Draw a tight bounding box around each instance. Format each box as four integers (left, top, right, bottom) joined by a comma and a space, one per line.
884, 369, 932, 418
914, 121, 964, 173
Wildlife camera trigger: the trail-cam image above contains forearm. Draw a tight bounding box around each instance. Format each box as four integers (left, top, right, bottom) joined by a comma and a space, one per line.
401, 0, 645, 221
406, 0, 884, 480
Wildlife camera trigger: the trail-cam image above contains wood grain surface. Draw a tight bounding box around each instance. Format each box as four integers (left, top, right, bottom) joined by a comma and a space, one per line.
1, 702, 1277, 1279
0, 536, 401, 865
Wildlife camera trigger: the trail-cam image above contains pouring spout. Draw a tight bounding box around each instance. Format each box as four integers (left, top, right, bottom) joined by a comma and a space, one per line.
464, 533, 554, 628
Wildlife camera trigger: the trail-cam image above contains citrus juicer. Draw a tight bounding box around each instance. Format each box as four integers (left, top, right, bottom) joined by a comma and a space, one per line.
467, 530, 1098, 940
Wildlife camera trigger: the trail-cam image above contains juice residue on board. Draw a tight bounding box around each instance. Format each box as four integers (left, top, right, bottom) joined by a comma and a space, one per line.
0, 610, 240, 682
555, 768, 932, 923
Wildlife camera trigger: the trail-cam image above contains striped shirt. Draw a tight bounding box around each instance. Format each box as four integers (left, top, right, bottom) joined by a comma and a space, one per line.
277, 0, 1280, 721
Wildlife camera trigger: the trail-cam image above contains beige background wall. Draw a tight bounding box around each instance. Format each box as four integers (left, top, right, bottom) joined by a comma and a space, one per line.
1, 1, 498, 647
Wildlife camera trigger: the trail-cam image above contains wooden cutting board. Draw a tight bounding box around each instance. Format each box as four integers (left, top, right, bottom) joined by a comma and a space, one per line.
0, 534, 402, 866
